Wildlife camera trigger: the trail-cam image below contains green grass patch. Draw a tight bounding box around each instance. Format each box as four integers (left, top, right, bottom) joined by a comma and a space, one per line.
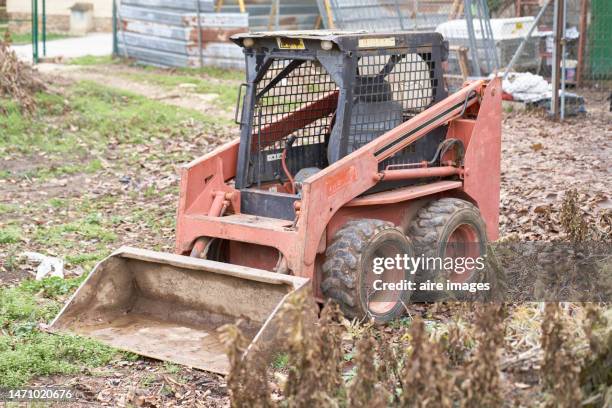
272, 353, 289, 369
7, 158, 105, 182
34, 214, 117, 246
70, 80, 219, 140
176, 66, 244, 82
0, 226, 21, 244
48, 198, 69, 209
140, 65, 244, 82
33, 158, 103, 180
0, 93, 75, 156
68, 55, 116, 66
130, 208, 175, 234
19, 276, 84, 300
65, 250, 109, 266
0, 203, 17, 215
1, 80, 218, 159
163, 362, 181, 374
5, 32, 71, 45
122, 71, 240, 111
199, 66, 243, 82
0, 279, 120, 387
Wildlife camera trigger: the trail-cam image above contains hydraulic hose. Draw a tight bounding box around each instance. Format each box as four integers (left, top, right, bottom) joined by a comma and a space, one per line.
281, 135, 297, 194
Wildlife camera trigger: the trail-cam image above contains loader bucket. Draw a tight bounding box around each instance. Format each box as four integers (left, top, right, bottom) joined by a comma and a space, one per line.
50, 247, 310, 374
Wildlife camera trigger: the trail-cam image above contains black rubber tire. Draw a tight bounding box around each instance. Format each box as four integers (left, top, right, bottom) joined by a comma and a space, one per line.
408, 198, 488, 301
321, 219, 414, 323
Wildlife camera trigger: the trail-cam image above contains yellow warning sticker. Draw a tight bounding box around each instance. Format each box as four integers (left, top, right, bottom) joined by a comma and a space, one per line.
358, 37, 396, 48
277, 37, 306, 50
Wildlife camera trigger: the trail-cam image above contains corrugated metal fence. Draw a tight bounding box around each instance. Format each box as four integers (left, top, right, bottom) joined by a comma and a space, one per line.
116, 0, 247, 69
221, 0, 321, 31
317, 0, 454, 31
115, 0, 321, 69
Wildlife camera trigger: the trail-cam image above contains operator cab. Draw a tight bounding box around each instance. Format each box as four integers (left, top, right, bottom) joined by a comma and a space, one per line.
231, 31, 449, 220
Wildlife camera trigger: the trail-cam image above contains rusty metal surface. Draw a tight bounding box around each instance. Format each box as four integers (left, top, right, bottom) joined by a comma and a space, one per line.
174, 79, 491, 283
122, 0, 216, 11
219, 1, 321, 31
117, 0, 247, 69
117, 0, 323, 69
50, 247, 309, 374
345, 180, 463, 207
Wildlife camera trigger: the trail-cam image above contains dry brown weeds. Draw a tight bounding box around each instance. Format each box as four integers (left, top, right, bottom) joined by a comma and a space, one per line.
560, 189, 591, 242
400, 316, 455, 408
221, 296, 609, 407
581, 306, 612, 407
541, 303, 583, 407
460, 304, 506, 408
218, 322, 274, 408
0, 32, 46, 113
348, 332, 389, 407
444, 319, 473, 367
279, 295, 344, 407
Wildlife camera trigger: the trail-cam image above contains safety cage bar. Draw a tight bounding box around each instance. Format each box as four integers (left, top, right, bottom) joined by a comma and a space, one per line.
233, 32, 448, 190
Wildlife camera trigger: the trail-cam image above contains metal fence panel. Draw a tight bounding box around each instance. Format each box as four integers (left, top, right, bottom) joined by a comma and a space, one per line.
116, 0, 247, 69
121, 0, 215, 11
318, 0, 454, 31
116, 0, 321, 69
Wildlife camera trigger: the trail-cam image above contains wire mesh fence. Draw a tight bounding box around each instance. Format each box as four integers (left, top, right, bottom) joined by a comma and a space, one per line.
319, 0, 455, 31
574, 0, 611, 120
520, 0, 612, 120
320, 0, 509, 81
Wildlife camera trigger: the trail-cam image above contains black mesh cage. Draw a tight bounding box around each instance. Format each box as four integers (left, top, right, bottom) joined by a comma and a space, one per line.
234, 32, 447, 189
345, 50, 441, 170
248, 60, 339, 186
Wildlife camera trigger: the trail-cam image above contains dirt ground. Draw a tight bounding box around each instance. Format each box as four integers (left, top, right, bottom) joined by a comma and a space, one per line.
1, 62, 610, 407
9, 62, 611, 243
36, 63, 236, 121
500, 90, 611, 240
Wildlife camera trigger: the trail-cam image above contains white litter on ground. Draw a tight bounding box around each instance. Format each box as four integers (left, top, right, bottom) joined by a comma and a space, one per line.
495, 72, 586, 115
499, 72, 551, 102
22, 252, 65, 280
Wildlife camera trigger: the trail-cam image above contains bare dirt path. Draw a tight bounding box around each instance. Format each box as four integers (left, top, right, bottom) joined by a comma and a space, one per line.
36, 63, 234, 121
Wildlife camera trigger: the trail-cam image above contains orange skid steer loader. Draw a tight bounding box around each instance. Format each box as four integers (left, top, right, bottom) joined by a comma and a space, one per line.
51, 31, 501, 374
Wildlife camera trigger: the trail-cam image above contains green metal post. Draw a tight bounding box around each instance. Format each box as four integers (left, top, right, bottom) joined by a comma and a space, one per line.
32, 0, 38, 63
42, 0, 46, 56
112, 0, 118, 56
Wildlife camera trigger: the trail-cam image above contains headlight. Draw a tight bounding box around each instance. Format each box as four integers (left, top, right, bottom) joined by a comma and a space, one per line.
321, 40, 333, 51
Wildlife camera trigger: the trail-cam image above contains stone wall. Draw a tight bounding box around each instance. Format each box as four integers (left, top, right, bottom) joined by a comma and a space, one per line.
7, 0, 111, 18
8, 12, 111, 34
